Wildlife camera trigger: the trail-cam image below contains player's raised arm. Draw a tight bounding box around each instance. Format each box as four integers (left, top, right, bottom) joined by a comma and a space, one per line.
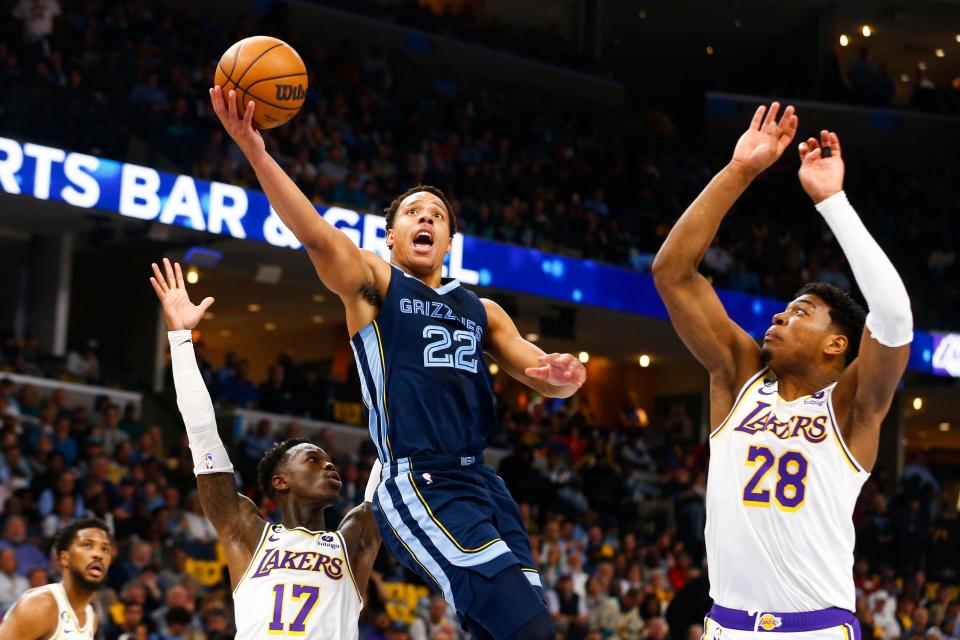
797, 132, 912, 470
209, 87, 386, 303
149, 258, 266, 586
652, 103, 797, 415
482, 299, 585, 398
337, 458, 383, 595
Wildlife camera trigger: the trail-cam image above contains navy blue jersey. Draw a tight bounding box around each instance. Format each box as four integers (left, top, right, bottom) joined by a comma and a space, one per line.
350, 266, 498, 461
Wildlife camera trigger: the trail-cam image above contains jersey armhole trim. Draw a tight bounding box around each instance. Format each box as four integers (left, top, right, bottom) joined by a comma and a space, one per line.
334, 530, 364, 608
710, 368, 769, 440
826, 395, 867, 474
232, 521, 271, 595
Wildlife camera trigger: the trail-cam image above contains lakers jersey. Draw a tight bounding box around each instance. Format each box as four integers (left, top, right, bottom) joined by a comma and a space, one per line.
233, 523, 363, 640
350, 265, 497, 462
32, 582, 96, 639
705, 369, 868, 613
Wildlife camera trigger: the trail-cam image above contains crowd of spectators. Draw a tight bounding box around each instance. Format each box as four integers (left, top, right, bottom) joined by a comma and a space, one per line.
0, 368, 956, 639
0, 0, 957, 329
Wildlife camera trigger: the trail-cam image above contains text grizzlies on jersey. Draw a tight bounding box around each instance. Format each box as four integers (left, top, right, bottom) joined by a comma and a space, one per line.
399, 297, 484, 340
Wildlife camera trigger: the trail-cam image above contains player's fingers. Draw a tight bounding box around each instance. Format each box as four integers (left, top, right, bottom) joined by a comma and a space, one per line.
151, 263, 168, 292
828, 131, 842, 157
749, 105, 766, 130
761, 102, 781, 131
244, 100, 256, 129
198, 297, 215, 313
525, 366, 551, 379
819, 129, 830, 149
174, 262, 185, 289
162, 257, 176, 289
227, 89, 237, 119
149, 277, 165, 299
209, 87, 221, 116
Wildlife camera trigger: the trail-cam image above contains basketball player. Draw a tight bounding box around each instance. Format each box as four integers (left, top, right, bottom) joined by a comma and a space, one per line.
209, 86, 586, 639
653, 102, 912, 640
0, 517, 112, 639
149, 258, 383, 640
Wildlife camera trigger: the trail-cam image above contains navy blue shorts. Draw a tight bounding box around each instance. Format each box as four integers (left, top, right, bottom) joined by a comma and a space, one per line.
373, 453, 546, 637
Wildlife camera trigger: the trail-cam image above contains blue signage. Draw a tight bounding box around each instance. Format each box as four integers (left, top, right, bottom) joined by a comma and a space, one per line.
0, 136, 946, 377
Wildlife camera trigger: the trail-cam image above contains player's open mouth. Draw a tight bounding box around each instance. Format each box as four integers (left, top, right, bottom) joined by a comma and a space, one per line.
87, 563, 104, 579
412, 229, 434, 254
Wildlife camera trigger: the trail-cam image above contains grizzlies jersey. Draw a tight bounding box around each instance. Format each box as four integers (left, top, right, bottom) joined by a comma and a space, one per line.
234, 523, 362, 640
32, 582, 96, 639
350, 265, 497, 461
706, 369, 868, 613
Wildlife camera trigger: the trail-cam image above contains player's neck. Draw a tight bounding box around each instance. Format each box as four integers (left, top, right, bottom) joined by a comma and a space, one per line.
772, 366, 838, 401
61, 576, 95, 623
393, 260, 444, 289
279, 501, 328, 532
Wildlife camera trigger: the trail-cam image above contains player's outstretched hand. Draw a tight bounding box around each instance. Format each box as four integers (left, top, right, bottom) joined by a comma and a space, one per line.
798, 130, 845, 204
730, 102, 798, 178
209, 85, 265, 160
149, 258, 215, 332
525, 353, 586, 389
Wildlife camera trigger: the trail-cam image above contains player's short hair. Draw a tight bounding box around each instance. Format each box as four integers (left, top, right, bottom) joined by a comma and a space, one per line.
796, 282, 867, 365
54, 517, 111, 554
384, 185, 457, 239
257, 438, 312, 500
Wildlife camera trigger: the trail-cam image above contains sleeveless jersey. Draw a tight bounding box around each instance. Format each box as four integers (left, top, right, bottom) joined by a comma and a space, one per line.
234, 523, 362, 640
31, 582, 96, 639
705, 368, 868, 613
350, 265, 497, 461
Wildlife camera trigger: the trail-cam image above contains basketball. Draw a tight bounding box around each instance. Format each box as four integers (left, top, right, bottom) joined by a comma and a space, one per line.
214, 36, 307, 130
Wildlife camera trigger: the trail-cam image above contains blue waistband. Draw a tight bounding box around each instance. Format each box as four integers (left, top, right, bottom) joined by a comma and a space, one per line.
384, 452, 484, 479
707, 605, 857, 633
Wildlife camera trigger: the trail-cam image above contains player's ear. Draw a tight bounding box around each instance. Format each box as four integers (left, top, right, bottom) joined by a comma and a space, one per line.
823, 333, 848, 358
386, 228, 394, 250
271, 473, 289, 494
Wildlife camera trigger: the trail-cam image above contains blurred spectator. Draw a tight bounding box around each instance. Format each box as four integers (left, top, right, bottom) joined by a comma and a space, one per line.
408, 594, 457, 640
0, 515, 47, 576
0, 547, 29, 614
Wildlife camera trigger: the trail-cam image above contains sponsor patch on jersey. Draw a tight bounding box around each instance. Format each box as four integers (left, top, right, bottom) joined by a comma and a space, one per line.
317, 534, 340, 550
758, 614, 782, 631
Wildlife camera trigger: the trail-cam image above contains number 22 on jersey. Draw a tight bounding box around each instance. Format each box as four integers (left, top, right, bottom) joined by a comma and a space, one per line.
269, 583, 320, 635
741, 445, 808, 511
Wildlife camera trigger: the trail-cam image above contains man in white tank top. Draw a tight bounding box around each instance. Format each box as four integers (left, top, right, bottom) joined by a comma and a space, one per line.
653, 104, 913, 640
0, 517, 112, 639
149, 258, 383, 640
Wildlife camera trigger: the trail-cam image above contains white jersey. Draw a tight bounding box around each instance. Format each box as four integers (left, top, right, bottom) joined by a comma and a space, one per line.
705, 368, 868, 613
234, 523, 363, 640
32, 582, 96, 639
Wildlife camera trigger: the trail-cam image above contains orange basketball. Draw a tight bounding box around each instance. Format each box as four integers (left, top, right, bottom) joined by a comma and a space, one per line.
214, 36, 307, 130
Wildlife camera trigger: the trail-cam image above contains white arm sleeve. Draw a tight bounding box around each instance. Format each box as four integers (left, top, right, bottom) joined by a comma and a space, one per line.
815, 191, 913, 348
364, 458, 383, 503
168, 330, 235, 475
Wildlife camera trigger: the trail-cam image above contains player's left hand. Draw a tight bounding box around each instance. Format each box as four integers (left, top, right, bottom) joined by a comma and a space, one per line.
798, 130, 845, 204
149, 258, 214, 331
525, 353, 586, 389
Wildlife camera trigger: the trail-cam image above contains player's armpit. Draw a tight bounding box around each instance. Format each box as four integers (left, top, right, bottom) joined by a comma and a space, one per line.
338, 503, 381, 594
0, 589, 58, 639
831, 330, 910, 471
